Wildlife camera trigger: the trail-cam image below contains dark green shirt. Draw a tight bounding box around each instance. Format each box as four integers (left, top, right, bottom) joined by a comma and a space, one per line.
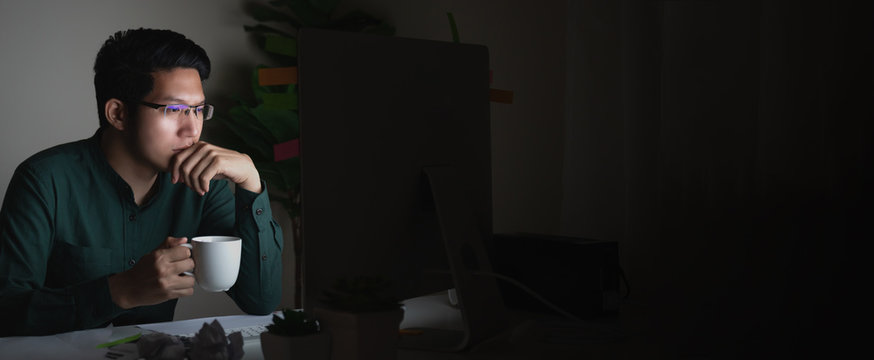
0, 131, 283, 336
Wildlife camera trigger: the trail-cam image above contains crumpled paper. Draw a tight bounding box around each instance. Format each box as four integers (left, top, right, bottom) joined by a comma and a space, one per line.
188, 320, 244, 360
137, 320, 244, 360
137, 333, 186, 360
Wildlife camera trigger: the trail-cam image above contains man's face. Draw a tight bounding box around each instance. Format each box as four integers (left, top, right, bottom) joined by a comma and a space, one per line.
129, 67, 204, 172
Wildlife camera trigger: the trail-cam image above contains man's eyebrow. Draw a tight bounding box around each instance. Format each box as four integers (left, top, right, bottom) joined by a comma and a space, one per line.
157, 97, 206, 105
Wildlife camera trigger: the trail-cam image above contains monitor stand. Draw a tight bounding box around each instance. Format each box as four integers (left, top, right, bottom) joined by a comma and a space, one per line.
397, 166, 508, 352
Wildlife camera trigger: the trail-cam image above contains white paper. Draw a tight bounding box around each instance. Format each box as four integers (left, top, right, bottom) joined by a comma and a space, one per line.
137, 313, 275, 336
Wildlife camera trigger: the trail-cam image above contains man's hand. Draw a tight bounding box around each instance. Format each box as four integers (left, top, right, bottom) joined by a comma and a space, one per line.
108, 237, 195, 309
170, 141, 262, 195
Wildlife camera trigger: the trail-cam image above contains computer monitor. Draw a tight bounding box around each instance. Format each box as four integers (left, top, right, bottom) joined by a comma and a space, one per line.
297, 28, 507, 350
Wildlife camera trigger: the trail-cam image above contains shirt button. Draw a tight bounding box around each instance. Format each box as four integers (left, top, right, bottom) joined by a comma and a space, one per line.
255, 208, 264, 215
261, 255, 268, 261
128, 259, 136, 266
129, 214, 136, 221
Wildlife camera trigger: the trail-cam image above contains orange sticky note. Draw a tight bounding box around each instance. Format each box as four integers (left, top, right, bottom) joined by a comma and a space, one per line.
259, 67, 298, 86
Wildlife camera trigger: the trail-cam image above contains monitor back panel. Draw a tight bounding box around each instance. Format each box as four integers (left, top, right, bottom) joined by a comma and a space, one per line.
297, 28, 492, 311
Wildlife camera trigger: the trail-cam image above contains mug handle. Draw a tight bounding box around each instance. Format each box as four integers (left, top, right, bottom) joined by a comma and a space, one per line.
180, 243, 194, 277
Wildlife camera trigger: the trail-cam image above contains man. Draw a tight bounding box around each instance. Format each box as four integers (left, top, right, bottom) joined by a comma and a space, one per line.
0, 28, 282, 336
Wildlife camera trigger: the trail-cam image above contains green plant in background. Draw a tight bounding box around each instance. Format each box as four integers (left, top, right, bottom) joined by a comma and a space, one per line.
321, 276, 402, 313
267, 308, 320, 336
208, 0, 395, 218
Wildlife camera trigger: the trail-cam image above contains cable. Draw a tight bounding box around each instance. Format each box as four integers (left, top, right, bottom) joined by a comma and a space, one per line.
470, 270, 582, 322
424, 268, 582, 321
618, 266, 631, 299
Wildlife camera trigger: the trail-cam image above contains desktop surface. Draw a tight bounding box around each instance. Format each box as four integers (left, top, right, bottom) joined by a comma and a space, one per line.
0, 294, 641, 360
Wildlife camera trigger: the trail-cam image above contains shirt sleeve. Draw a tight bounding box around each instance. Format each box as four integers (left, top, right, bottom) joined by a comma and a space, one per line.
200, 180, 283, 315
0, 164, 125, 336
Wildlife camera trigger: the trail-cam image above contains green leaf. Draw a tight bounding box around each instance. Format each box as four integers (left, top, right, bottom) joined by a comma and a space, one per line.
245, 2, 302, 28
323, 10, 396, 35
257, 161, 290, 191
447, 12, 460, 43
243, 24, 294, 38
251, 104, 297, 143
224, 105, 276, 159
277, 157, 301, 191
271, 0, 330, 27
262, 86, 298, 110
270, 0, 338, 18
209, 117, 271, 163
256, 158, 301, 211
264, 34, 297, 57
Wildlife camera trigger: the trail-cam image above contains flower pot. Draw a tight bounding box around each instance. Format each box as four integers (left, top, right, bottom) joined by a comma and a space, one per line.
260, 331, 331, 360
314, 307, 404, 360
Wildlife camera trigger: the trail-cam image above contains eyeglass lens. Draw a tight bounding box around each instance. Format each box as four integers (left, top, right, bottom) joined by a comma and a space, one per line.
163, 104, 214, 120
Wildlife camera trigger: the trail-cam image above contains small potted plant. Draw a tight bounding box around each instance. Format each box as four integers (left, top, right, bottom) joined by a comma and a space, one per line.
260, 308, 330, 360
314, 276, 404, 360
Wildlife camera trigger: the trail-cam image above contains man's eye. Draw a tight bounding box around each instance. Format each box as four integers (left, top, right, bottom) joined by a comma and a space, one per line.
166, 105, 186, 113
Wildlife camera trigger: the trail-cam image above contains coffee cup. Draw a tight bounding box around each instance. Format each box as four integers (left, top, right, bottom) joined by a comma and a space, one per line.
180, 236, 242, 292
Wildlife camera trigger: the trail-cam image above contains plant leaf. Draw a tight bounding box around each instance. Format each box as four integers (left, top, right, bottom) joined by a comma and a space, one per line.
323, 10, 396, 35
223, 105, 276, 159
257, 161, 290, 192
243, 24, 294, 38
251, 104, 296, 143
264, 34, 297, 57
262, 92, 298, 111
245, 2, 302, 28
271, 0, 330, 27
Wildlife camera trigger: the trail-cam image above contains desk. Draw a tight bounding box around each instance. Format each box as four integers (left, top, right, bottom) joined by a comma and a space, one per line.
0, 314, 273, 360
0, 317, 631, 360
0, 301, 635, 359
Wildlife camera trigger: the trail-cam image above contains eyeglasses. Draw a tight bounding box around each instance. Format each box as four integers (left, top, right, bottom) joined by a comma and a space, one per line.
139, 101, 214, 121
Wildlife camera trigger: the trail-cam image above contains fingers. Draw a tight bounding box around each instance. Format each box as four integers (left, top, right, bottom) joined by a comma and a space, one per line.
171, 257, 195, 275
170, 142, 236, 196
159, 236, 188, 250
170, 142, 207, 190
190, 157, 220, 196
111, 242, 196, 308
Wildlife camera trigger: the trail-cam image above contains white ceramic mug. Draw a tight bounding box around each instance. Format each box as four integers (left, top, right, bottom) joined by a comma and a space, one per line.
180, 236, 242, 292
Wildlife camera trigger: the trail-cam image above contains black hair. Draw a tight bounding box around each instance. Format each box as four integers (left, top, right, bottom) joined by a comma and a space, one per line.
93, 28, 211, 128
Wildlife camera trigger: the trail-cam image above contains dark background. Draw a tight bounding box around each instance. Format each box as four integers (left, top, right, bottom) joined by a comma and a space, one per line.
563, 1, 872, 357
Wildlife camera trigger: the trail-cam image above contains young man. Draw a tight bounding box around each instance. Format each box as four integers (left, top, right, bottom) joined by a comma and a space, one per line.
0, 28, 282, 336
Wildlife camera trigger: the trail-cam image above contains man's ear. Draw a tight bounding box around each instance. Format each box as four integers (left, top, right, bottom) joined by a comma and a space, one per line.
105, 99, 127, 131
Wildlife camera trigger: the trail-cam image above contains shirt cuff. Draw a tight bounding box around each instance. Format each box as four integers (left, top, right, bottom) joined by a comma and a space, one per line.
235, 180, 274, 230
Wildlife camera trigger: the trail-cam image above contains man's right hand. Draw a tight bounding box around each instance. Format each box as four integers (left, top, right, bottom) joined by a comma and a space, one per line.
108, 236, 195, 309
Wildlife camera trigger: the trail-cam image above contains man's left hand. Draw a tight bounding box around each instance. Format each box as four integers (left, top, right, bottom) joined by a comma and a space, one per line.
169, 141, 262, 195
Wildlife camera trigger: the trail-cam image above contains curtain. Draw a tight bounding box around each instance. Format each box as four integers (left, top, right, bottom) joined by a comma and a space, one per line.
563, 0, 872, 356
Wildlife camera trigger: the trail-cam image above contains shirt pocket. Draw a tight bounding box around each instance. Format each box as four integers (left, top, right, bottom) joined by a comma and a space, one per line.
48, 242, 113, 287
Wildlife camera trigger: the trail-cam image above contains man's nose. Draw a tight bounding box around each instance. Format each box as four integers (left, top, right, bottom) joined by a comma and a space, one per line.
179, 110, 201, 137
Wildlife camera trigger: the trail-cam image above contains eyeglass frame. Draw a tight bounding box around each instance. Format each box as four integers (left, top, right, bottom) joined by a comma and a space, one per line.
138, 101, 214, 121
